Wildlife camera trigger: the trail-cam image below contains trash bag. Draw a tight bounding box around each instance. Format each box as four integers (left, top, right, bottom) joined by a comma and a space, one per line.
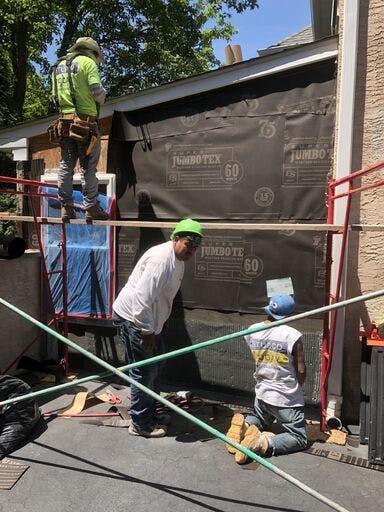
0, 375, 41, 458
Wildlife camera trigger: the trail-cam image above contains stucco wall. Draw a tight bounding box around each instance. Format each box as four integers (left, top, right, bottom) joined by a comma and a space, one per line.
0, 252, 42, 373
335, 0, 384, 422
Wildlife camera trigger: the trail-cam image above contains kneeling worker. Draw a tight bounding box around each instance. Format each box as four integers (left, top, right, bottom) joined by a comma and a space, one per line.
226, 294, 307, 463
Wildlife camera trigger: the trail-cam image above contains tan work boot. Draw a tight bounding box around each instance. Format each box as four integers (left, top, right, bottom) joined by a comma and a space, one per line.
225, 413, 247, 454
61, 205, 76, 222
85, 203, 110, 221
235, 425, 270, 464
128, 423, 167, 438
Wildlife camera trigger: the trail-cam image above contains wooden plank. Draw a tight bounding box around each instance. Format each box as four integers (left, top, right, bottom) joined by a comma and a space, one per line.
2, 214, 384, 231
0, 214, 345, 230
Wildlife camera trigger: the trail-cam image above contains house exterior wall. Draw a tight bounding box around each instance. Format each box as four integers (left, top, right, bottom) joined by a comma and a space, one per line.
29, 117, 112, 173
335, 0, 384, 422
22, 20, 384, 418
0, 252, 42, 372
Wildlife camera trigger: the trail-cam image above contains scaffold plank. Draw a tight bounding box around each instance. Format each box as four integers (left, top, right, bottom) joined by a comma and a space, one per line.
1, 214, 383, 231
0, 214, 347, 230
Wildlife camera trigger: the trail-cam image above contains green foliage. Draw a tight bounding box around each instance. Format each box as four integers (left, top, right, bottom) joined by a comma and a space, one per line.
0, 1, 259, 125
61, 0, 259, 95
0, 0, 56, 124
0, 152, 17, 237
0, 195, 16, 237
23, 71, 51, 121
0, 46, 14, 125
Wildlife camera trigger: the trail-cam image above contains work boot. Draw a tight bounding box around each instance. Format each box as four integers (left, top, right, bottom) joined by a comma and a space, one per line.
225, 413, 247, 454
61, 205, 76, 222
85, 203, 110, 221
128, 423, 167, 438
235, 424, 268, 464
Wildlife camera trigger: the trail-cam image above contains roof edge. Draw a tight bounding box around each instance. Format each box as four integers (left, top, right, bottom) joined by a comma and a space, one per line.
0, 36, 337, 147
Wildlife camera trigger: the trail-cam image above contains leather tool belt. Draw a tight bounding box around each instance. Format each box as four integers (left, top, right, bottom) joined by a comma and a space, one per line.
47, 117, 71, 143
47, 113, 97, 144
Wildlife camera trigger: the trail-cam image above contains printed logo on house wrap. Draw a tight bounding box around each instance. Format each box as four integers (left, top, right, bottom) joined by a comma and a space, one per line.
313, 235, 326, 287
29, 231, 39, 250
220, 160, 244, 184
180, 108, 200, 128
195, 236, 263, 283
258, 119, 276, 139
283, 139, 332, 187
278, 227, 296, 237
167, 146, 241, 190
254, 187, 275, 207
117, 233, 139, 287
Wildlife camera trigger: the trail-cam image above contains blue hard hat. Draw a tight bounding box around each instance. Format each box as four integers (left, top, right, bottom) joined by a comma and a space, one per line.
262, 294, 295, 320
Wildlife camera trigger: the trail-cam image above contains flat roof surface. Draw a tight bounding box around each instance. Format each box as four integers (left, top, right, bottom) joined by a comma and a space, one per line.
1, 378, 383, 512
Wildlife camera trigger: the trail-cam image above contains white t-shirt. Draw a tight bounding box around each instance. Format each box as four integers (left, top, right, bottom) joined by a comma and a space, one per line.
113, 241, 184, 335
244, 322, 304, 407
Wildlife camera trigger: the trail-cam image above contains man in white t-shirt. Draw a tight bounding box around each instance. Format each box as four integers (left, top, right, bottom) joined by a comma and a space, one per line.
112, 219, 203, 438
226, 294, 307, 463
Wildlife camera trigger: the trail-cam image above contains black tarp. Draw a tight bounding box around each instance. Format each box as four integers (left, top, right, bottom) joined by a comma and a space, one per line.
109, 59, 336, 313
116, 227, 326, 314
109, 60, 336, 221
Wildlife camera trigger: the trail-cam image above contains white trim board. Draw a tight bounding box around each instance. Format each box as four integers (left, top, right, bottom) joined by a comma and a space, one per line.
41, 172, 116, 197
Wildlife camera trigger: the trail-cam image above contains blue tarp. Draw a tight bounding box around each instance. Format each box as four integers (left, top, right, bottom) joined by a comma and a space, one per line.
42, 187, 112, 317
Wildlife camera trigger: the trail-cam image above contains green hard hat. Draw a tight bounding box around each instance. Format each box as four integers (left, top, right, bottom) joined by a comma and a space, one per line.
170, 218, 203, 240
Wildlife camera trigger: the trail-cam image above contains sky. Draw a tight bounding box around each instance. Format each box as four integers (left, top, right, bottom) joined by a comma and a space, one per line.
213, 0, 312, 62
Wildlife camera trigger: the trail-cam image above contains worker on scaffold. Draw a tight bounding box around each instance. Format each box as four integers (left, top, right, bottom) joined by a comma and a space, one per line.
50, 37, 109, 222
112, 219, 203, 438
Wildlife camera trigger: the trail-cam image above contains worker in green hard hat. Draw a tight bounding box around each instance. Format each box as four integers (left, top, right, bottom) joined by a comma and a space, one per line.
169, 218, 203, 261
112, 218, 203, 438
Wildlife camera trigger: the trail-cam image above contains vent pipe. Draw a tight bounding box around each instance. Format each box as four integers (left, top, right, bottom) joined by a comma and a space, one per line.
224, 44, 243, 65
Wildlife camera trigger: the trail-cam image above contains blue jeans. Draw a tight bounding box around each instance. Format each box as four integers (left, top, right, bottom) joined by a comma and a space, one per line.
113, 314, 165, 430
58, 128, 101, 209
245, 397, 307, 456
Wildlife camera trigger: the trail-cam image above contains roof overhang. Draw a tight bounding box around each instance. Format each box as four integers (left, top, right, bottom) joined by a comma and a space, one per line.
106, 36, 337, 115
311, 0, 337, 39
0, 36, 337, 157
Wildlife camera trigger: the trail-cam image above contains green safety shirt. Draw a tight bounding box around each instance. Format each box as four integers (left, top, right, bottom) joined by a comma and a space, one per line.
52, 54, 102, 117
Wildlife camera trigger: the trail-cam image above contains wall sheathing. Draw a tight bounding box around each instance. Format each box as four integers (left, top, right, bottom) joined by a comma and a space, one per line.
29, 117, 112, 172
110, 62, 336, 316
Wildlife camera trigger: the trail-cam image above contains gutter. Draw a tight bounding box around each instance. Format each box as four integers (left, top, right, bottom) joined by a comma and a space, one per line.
0, 37, 338, 158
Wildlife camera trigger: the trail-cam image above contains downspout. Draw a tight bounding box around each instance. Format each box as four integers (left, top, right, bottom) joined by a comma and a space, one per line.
327, 0, 359, 424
